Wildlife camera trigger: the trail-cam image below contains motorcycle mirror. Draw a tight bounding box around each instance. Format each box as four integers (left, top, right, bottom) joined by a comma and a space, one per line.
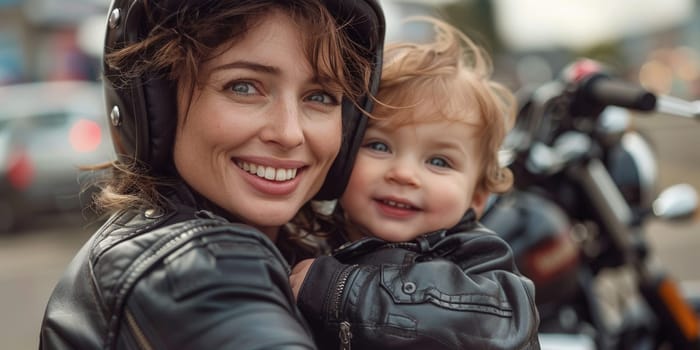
652, 183, 698, 220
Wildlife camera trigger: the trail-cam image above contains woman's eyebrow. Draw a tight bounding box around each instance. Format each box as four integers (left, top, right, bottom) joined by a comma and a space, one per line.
211, 59, 335, 88
212, 60, 279, 75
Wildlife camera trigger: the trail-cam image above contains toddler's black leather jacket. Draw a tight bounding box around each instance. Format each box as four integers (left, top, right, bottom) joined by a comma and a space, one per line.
39, 184, 317, 349
297, 212, 541, 350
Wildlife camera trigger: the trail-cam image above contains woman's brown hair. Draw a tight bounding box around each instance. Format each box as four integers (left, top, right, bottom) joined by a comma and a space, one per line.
90, 0, 374, 216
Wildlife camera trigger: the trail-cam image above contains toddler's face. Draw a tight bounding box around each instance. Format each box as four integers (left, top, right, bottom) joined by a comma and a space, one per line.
340, 118, 487, 242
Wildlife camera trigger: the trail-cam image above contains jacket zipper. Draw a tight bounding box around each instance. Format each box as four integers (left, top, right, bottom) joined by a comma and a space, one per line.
125, 309, 153, 350
339, 321, 352, 350
332, 264, 357, 350
332, 264, 358, 319
108, 223, 218, 349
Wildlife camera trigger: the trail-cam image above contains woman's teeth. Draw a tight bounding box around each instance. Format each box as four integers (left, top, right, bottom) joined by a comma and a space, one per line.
237, 161, 298, 181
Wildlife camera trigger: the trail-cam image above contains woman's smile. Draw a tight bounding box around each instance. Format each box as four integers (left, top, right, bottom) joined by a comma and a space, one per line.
233, 158, 305, 196
235, 160, 300, 181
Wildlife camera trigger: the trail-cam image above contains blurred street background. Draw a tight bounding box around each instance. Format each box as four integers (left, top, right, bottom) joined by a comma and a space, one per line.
2, 0, 700, 349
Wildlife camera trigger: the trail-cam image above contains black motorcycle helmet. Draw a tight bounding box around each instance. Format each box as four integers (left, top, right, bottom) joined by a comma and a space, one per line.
102, 0, 385, 200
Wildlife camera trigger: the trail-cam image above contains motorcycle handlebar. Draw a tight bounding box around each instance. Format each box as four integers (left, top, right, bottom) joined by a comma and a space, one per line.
581, 74, 657, 111
559, 59, 657, 114
655, 94, 700, 120
516, 58, 700, 146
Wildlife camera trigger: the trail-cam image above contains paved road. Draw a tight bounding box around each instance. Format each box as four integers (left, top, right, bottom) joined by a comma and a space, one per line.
0, 214, 97, 350
1, 113, 699, 350
636, 114, 700, 284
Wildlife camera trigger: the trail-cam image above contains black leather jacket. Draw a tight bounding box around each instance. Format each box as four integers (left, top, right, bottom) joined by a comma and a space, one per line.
297, 212, 541, 350
39, 184, 317, 350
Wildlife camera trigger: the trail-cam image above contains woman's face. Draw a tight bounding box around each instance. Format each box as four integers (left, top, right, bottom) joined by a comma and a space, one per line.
174, 10, 343, 238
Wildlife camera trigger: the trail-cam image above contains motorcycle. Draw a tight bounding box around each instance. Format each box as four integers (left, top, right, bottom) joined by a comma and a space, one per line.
481, 58, 700, 350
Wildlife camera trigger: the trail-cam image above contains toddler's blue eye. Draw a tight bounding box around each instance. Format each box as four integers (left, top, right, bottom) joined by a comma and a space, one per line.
428, 157, 449, 168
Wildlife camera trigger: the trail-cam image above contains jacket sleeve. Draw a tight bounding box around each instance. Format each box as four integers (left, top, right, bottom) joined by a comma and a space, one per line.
123, 231, 318, 350
297, 231, 540, 350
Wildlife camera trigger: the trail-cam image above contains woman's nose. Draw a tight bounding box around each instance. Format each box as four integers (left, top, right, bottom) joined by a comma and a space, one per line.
384, 159, 420, 187
260, 98, 305, 148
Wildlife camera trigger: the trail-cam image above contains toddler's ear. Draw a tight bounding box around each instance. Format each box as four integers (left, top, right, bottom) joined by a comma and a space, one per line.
470, 189, 490, 218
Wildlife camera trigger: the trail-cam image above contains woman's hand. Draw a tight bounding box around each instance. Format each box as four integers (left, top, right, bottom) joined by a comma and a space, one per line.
289, 258, 315, 300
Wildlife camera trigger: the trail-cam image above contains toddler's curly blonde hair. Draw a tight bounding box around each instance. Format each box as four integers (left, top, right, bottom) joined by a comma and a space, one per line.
372, 16, 516, 193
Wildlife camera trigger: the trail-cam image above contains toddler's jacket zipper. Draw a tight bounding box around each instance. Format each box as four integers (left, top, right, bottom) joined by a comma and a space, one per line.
339, 321, 352, 350
331, 264, 357, 350
332, 264, 358, 319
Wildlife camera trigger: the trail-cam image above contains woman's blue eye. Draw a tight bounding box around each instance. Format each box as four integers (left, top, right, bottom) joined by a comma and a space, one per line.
428, 157, 449, 168
366, 141, 389, 152
229, 82, 258, 95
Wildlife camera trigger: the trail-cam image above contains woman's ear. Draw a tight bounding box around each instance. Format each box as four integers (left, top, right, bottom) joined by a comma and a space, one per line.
470, 188, 490, 218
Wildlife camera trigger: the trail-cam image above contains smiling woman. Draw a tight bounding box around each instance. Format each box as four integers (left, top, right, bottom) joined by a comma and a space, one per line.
172, 11, 344, 237
38, 0, 385, 349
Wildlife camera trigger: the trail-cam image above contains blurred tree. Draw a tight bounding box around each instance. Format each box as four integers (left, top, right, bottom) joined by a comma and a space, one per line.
437, 0, 503, 55
576, 40, 625, 71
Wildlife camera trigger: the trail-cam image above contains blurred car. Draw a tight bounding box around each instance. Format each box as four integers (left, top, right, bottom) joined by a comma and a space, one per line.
0, 80, 114, 232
